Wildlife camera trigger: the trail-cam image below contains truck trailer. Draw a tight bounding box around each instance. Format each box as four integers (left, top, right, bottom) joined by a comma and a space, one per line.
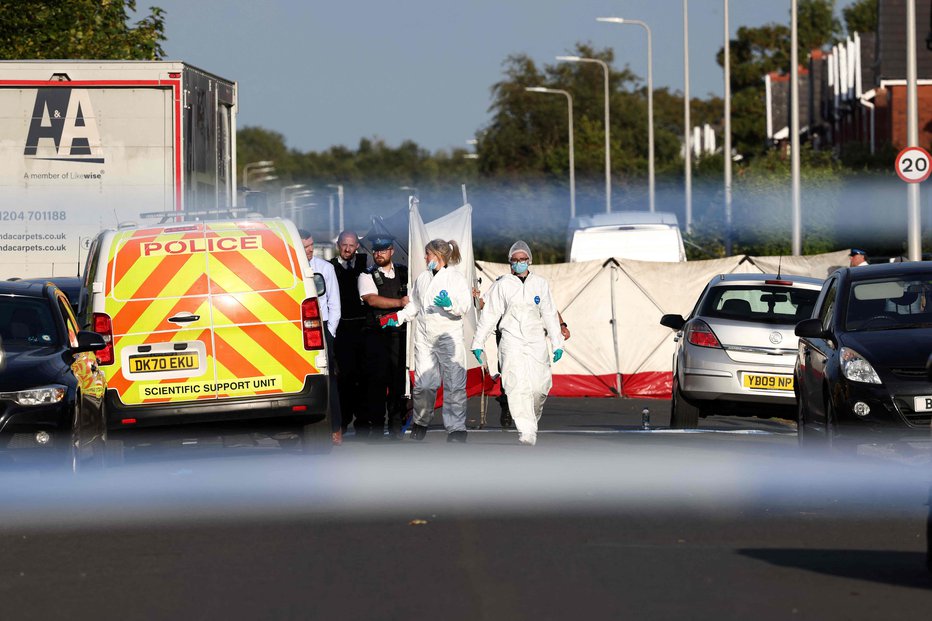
0, 60, 237, 278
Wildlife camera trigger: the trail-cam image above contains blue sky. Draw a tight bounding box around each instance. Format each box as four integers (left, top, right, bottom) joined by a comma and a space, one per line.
156, 0, 860, 153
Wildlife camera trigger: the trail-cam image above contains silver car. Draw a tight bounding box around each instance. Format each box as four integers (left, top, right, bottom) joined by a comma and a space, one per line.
660, 273, 824, 428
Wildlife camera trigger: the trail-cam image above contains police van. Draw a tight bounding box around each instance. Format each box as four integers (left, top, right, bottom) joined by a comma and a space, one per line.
81, 218, 331, 453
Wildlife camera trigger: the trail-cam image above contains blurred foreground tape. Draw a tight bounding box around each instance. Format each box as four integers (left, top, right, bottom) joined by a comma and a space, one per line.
408, 519, 429, 526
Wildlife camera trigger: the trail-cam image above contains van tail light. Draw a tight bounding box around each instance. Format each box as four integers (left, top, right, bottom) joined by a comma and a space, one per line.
92, 312, 115, 364
686, 320, 722, 349
301, 298, 324, 350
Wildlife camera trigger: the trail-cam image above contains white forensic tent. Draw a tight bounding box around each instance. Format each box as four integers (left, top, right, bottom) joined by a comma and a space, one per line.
474, 250, 848, 399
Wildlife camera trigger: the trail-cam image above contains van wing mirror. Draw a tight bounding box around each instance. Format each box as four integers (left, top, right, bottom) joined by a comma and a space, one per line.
795, 318, 827, 339
660, 314, 686, 331
313, 273, 327, 298
73, 330, 107, 353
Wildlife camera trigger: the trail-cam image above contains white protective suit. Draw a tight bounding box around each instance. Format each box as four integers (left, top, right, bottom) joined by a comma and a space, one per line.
396, 266, 472, 431
471, 272, 563, 443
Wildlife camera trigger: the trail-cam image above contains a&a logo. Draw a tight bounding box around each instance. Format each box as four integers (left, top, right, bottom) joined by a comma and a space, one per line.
24, 88, 104, 163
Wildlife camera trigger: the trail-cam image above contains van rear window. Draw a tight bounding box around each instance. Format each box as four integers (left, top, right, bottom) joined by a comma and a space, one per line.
700, 285, 819, 325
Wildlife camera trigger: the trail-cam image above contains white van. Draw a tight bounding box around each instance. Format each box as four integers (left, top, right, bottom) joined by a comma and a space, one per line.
566, 212, 687, 263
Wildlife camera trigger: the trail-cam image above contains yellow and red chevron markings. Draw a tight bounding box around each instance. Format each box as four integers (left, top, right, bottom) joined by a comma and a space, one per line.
103, 220, 320, 406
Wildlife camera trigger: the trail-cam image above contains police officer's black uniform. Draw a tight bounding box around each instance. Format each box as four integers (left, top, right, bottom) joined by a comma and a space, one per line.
361, 262, 408, 439
330, 251, 368, 432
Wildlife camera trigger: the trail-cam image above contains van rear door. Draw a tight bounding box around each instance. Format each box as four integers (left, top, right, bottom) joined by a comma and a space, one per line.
105, 225, 219, 406
206, 220, 321, 400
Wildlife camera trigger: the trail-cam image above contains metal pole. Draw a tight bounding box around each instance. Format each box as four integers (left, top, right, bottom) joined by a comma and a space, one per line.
791, 0, 802, 256
567, 91, 576, 219
595, 19, 651, 212
644, 23, 655, 212
907, 0, 922, 261
525, 87, 576, 219
602, 61, 611, 213
328, 193, 335, 240
723, 0, 733, 255
684, 0, 692, 231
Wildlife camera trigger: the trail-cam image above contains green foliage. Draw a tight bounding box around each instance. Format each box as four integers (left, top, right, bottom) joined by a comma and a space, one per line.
0, 1, 165, 60
842, 0, 878, 34
715, 1, 839, 157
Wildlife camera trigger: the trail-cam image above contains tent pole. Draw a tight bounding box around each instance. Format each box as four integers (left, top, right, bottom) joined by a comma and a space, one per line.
609, 264, 623, 397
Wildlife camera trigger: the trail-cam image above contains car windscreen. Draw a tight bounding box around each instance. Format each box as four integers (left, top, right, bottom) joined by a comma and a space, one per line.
0, 297, 61, 348
699, 285, 820, 325
845, 274, 932, 331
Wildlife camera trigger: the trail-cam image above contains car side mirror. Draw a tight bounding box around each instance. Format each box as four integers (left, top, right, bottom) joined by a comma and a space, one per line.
73, 330, 106, 353
660, 314, 686, 331
313, 273, 327, 298
795, 318, 828, 339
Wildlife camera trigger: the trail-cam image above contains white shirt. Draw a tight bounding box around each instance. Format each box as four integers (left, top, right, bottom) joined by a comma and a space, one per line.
357, 264, 398, 299
309, 256, 341, 337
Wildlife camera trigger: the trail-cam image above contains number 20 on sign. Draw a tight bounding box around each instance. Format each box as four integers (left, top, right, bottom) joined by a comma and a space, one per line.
895, 146, 932, 183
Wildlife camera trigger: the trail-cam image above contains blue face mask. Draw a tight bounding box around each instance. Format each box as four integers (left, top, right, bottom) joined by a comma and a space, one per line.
511, 261, 529, 274
427, 260, 438, 271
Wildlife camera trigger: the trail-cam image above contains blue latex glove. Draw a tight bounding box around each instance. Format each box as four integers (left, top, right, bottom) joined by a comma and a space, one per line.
434, 291, 453, 308
472, 349, 483, 364
552, 348, 563, 363
382, 318, 398, 328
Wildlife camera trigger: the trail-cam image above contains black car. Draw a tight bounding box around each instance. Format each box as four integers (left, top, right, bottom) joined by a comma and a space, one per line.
16, 277, 85, 316
795, 262, 932, 450
0, 281, 108, 469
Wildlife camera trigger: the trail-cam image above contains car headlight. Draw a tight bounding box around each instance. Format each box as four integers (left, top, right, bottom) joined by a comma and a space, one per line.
0, 385, 67, 406
840, 347, 882, 384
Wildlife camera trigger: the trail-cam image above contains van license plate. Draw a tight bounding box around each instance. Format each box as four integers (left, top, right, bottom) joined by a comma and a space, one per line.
742, 373, 793, 391
913, 396, 932, 412
129, 353, 200, 374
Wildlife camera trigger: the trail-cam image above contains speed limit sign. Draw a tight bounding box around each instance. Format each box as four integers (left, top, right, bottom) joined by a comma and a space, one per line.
895, 146, 932, 183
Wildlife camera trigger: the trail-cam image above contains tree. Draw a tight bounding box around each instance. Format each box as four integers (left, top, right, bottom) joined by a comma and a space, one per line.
715, 1, 839, 156
0, 1, 165, 60
842, 0, 878, 35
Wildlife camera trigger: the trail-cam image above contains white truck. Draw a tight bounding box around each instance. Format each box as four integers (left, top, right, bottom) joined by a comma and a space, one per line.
0, 60, 237, 278
566, 211, 687, 263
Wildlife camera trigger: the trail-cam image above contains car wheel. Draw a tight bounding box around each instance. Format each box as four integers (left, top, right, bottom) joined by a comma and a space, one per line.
670, 376, 700, 429
302, 419, 332, 455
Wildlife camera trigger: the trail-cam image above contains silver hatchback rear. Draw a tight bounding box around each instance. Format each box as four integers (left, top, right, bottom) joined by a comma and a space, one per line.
660, 273, 823, 428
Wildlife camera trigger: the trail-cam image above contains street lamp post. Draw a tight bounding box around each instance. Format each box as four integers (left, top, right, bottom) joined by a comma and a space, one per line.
684, 0, 692, 232
526, 86, 576, 219
556, 55, 612, 213
597, 17, 655, 213
724, 0, 733, 255
243, 160, 274, 188
907, 0, 922, 261
326, 184, 344, 234
280, 184, 305, 219
291, 190, 314, 227
791, 0, 802, 256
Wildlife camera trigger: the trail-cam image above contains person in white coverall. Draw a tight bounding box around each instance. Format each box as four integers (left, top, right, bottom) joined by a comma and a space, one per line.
471, 241, 564, 446
382, 238, 472, 442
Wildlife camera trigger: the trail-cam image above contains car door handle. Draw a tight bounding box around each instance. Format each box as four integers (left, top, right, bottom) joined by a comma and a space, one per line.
168, 312, 201, 324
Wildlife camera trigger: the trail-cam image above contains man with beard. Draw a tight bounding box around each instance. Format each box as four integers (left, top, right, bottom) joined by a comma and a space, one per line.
357, 235, 409, 440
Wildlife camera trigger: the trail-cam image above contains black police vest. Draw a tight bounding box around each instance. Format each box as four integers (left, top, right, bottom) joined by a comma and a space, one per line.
331, 253, 368, 320
365, 264, 408, 328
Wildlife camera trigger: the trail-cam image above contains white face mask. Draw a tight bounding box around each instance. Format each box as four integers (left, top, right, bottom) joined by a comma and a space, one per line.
427, 260, 438, 271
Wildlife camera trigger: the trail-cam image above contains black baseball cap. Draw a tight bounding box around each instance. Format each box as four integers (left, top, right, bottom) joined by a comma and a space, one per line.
849, 248, 867, 257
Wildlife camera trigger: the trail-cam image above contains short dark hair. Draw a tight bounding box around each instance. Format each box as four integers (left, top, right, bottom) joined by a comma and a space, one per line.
298, 229, 312, 240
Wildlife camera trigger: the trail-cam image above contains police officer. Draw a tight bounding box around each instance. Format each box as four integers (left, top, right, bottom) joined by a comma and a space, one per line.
358, 234, 409, 439
330, 230, 369, 434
